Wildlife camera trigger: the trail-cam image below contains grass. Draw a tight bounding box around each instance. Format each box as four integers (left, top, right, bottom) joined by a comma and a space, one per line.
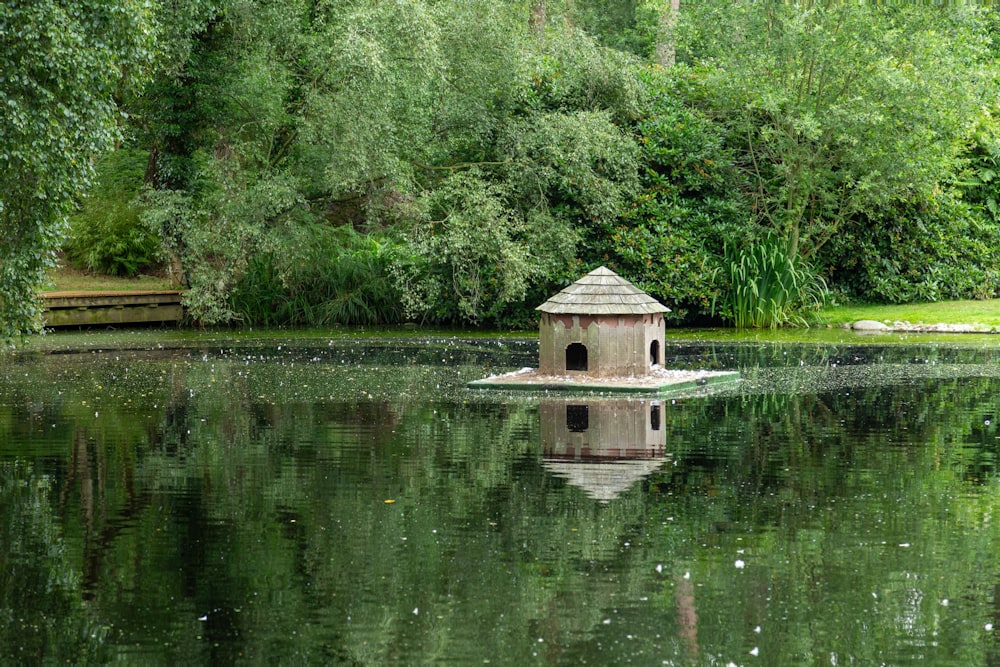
44, 263, 177, 293
815, 299, 1000, 327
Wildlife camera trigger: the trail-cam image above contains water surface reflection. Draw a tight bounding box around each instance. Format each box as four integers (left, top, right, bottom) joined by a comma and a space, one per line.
541, 398, 668, 503
1, 336, 1000, 664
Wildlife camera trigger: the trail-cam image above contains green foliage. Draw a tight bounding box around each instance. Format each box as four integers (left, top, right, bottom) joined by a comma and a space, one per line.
957, 103, 1000, 225
22, 0, 998, 335
132, 0, 646, 328
715, 233, 827, 328
142, 162, 302, 324
231, 225, 403, 326
678, 3, 990, 260
520, 26, 644, 120
65, 150, 164, 276
572, 0, 669, 59
0, 0, 155, 342
394, 170, 578, 325
500, 110, 640, 225
595, 67, 750, 322
821, 195, 1000, 303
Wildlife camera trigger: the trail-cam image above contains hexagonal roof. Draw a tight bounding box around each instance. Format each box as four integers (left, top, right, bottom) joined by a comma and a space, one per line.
536, 266, 670, 315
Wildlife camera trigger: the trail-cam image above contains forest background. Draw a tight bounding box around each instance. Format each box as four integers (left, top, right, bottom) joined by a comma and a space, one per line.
5, 0, 1000, 342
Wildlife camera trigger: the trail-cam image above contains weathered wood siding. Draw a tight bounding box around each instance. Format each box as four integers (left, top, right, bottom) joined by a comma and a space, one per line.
540, 398, 667, 459
42, 291, 184, 327
537, 313, 665, 377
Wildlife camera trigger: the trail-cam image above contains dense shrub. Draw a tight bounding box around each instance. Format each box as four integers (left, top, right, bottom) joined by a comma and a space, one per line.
230, 224, 403, 327
592, 67, 751, 323
392, 169, 579, 326
64, 150, 163, 276
821, 195, 1000, 303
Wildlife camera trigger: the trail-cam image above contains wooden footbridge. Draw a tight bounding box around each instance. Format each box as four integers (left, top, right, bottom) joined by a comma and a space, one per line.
42, 290, 184, 327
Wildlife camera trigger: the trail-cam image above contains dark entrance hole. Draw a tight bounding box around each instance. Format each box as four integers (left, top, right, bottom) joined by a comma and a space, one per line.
566, 343, 588, 372
650, 339, 660, 366
567, 404, 589, 432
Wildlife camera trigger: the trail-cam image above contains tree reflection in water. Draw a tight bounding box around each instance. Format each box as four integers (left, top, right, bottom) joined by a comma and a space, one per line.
0, 337, 999, 664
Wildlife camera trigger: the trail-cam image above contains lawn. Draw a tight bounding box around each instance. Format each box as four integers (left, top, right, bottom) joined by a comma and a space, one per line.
44, 264, 177, 293
814, 299, 1000, 327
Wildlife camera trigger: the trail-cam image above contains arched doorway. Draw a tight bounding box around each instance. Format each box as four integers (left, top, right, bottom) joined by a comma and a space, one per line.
649, 339, 661, 366
566, 343, 588, 372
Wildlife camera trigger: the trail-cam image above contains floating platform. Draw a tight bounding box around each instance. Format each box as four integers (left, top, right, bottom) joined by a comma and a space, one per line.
467, 367, 740, 394
42, 290, 184, 327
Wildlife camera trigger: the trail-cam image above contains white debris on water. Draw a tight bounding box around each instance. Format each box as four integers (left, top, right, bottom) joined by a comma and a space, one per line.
476, 366, 736, 389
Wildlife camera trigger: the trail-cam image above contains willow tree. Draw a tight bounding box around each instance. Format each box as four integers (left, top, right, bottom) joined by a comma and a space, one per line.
677, 2, 990, 261
0, 1, 159, 343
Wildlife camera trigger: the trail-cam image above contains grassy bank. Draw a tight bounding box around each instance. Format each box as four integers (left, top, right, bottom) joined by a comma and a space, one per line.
45, 264, 176, 292
814, 300, 1000, 328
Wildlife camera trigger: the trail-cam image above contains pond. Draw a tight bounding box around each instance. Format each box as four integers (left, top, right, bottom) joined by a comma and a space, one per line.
3, 330, 1000, 665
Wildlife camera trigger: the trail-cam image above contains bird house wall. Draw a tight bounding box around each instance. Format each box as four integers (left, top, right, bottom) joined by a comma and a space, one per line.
538, 313, 664, 377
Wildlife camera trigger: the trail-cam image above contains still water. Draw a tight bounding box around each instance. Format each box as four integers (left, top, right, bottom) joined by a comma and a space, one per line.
3, 331, 1000, 665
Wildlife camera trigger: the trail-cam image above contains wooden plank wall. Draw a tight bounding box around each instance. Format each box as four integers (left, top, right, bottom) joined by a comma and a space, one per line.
539, 315, 663, 377
540, 398, 667, 459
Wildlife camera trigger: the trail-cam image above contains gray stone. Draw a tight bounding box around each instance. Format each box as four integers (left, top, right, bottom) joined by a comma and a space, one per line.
852, 319, 890, 331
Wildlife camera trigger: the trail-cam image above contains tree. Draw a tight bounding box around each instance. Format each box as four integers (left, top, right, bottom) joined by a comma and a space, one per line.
130, 0, 644, 326
0, 0, 156, 343
654, 0, 680, 66
677, 2, 990, 261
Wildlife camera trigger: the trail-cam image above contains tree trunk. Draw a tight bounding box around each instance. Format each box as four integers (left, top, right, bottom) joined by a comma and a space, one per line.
655, 0, 681, 66
530, 0, 546, 32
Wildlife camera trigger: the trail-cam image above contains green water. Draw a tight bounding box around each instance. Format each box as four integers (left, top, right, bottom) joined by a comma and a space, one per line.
3, 331, 1000, 665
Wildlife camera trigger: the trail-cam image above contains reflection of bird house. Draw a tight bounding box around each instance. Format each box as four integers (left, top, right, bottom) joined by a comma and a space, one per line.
541, 398, 668, 502
536, 266, 670, 377
541, 399, 666, 459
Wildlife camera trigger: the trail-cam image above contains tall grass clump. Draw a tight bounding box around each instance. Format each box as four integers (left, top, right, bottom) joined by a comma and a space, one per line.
715, 234, 827, 328
230, 224, 403, 326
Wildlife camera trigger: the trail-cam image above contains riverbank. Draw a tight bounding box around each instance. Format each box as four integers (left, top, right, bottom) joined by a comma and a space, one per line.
45, 265, 175, 293
815, 300, 1000, 330
43, 266, 1000, 333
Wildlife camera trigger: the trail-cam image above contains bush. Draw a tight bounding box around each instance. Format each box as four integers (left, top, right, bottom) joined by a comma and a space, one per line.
591, 66, 751, 322
64, 150, 163, 276
821, 195, 1000, 303
392, 170, 577, 326
715, 233, 827, 328
230, 224, 403, 326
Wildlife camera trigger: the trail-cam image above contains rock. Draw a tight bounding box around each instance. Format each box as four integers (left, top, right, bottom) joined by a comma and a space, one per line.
852, 320, 890, 331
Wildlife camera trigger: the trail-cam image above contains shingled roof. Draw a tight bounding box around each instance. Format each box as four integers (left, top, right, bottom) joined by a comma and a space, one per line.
536, 266, 670, 315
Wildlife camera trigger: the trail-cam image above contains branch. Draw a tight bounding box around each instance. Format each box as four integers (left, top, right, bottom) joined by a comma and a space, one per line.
410, 159, 511, 172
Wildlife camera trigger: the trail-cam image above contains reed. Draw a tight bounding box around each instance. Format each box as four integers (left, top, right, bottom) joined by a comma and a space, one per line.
715, 234, 827, 328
